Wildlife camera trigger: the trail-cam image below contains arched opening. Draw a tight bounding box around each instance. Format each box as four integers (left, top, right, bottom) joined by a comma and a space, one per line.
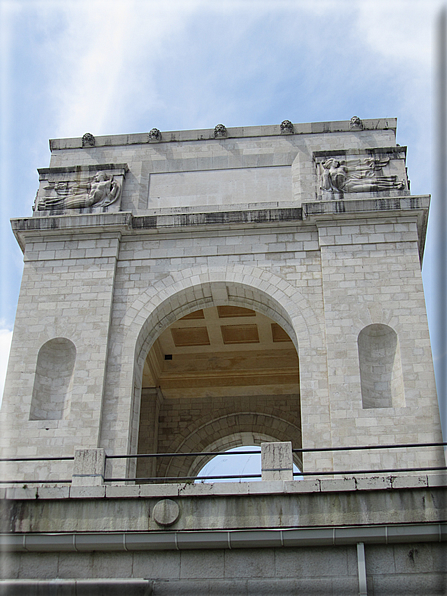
194, 445, 302, 483
196, 446, 263, 482
358, 324, 405, 409
30, 338, 76, 420
136, 305, 301, 480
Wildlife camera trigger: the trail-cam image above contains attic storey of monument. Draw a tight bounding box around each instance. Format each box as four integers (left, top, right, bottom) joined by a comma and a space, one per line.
0, 117, 444, 485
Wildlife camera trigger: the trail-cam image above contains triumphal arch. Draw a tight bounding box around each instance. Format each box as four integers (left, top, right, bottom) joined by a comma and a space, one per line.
1, 118, 445, 594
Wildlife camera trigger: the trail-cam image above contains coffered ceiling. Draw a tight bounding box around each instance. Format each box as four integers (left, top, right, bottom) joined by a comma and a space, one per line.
143, 306, 299, 398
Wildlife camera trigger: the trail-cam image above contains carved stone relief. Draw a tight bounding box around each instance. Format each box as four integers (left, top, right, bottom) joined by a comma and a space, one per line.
315, 151, 407, 199
280, 120, 294, 134
214, 124, 227, 138
34, 164, 128, 214
149, 128, 162, 141
82, 132, 96, 147
349, 116, 363, 130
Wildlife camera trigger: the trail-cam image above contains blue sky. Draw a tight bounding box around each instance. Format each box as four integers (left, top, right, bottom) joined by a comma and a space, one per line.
1, 0, 446, 441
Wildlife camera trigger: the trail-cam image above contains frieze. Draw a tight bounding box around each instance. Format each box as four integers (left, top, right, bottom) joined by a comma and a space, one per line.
314, 148, 408, 200
33, 163, 128, 215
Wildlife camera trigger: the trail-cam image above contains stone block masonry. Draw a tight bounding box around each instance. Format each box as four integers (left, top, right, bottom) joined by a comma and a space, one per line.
1, 118, 443, 479
0, 118, 446, 595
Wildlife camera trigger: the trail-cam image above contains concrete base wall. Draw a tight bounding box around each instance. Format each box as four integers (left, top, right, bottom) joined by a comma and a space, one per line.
1, 479, 446, 594
1, 543, 446, 595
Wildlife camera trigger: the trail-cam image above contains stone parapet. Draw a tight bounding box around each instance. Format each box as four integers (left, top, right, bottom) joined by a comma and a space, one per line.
0, 477, 446, 534
48, 118, 397, 151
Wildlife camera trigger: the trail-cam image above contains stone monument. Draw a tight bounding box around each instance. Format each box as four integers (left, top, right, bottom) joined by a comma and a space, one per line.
0, 119, 445, 594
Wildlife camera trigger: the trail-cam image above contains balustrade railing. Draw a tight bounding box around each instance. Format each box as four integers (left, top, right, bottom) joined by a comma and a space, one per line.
0, 441, 446, 485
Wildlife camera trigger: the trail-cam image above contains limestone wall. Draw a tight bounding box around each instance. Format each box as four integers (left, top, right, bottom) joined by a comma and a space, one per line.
1, 120, 443, 483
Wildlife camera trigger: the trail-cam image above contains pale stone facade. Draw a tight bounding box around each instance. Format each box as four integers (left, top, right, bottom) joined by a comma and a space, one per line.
0, 117, 443, 481
0, 118, 446, 593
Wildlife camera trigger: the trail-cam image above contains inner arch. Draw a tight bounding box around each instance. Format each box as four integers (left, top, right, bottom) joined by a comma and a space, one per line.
195, 444, 303, 483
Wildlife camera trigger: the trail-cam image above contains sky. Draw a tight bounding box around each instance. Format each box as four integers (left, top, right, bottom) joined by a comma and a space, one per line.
1, 0, 446, 447
196, 446, 302, 482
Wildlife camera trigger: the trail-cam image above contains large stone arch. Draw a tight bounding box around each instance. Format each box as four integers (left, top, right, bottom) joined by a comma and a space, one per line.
125, 265, 322, 368
99, 264, 329, 478
121, 265, 322, 353
123, 266, 322, 460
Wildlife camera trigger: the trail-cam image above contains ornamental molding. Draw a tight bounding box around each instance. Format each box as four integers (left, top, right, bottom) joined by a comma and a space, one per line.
149, 128, 162, 141
82, 132, 95, 147
349, 116, 363, 130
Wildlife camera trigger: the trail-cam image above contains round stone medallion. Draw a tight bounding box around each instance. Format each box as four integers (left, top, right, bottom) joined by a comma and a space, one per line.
152, 499, 180, 526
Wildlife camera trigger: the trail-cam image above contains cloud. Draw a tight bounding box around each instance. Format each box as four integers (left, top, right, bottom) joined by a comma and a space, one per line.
355, 0, 443, 67
26, 0, 208, 138
7, 0, 439, 143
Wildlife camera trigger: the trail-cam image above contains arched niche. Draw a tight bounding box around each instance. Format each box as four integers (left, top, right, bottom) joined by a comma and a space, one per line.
30, 338, 76, 420
358, 324, 405, 409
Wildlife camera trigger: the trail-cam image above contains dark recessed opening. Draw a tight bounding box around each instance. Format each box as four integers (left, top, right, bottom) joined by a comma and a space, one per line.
164, 354, 173, 360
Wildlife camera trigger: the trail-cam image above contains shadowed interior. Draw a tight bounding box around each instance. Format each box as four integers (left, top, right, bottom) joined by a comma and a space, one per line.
136, 306, 302, 479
